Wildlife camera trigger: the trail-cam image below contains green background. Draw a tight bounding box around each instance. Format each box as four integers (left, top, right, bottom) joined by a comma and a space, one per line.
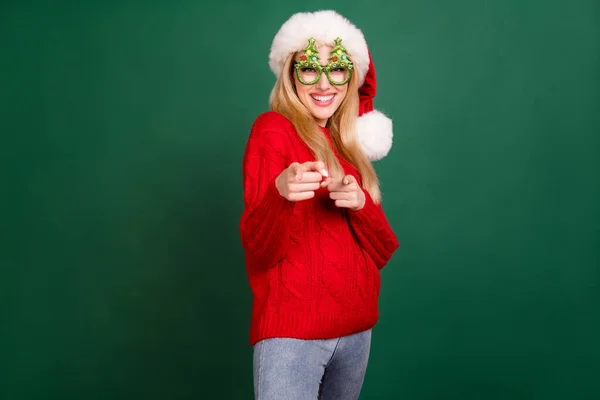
1, 0, 598, 399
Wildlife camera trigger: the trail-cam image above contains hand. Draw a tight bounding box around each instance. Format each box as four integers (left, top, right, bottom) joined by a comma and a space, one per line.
275, 161, 329, 201
324, 174, 366, 211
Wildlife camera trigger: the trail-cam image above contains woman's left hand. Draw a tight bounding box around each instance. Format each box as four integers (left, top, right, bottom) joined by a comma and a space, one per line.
323, 174, 366, 211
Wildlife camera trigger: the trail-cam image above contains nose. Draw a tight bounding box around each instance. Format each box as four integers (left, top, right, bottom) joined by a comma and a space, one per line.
316, 72, 332, 90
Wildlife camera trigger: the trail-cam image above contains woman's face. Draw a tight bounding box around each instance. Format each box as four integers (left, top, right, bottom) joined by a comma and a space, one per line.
293, 45, 348, 127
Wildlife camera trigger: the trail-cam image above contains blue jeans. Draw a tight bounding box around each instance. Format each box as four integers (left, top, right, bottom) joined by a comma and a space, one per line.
253, 329, 372, 399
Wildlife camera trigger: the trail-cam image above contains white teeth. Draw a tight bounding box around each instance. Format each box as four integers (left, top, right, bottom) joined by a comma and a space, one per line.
311, 95, 334, 102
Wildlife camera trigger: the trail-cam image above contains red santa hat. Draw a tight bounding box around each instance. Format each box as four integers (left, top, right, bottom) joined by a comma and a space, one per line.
269, 10, 393, 161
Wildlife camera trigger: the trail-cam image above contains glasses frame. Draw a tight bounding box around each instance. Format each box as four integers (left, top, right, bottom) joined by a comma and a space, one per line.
293, 62, 353, 86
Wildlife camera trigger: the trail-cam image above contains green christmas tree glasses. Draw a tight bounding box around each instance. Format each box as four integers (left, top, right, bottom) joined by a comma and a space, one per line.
294, 37, 354, 85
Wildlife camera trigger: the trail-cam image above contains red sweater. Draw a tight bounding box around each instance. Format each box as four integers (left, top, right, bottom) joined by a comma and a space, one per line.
240, 111, 399, 345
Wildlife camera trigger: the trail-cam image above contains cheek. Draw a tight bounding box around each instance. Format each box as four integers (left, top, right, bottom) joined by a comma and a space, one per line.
295, 85, 313, 107
297, 86, 309, 97
336, 87, 348, 103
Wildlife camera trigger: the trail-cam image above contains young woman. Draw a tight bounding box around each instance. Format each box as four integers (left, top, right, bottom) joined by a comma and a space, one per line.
239, 10, 399, 399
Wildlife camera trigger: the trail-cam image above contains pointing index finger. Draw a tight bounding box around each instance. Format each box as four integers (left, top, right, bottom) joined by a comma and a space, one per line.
303, 161, 328, 178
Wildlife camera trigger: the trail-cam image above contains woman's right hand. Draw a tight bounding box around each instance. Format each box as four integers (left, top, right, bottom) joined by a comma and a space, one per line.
275, 161, 329, 201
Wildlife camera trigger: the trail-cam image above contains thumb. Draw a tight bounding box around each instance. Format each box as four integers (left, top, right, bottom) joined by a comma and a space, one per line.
320, 177, 334, 188
288, 162, 303, 181
343, 174, 357, 185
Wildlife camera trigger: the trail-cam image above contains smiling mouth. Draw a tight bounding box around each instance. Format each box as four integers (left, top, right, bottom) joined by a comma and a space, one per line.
310, 94, 336, 106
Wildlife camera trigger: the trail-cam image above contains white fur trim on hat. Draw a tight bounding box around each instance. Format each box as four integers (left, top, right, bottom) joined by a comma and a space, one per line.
356, 110, 393, 161
269, 10, 370, 86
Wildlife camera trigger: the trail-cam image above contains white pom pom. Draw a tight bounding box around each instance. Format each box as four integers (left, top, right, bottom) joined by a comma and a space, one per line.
356, 110, 393, 161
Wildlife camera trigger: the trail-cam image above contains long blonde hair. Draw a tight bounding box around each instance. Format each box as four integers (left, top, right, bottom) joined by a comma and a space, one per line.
269, 52, 382, 203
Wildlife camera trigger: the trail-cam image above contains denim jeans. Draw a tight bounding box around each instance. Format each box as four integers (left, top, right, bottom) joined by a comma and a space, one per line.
253, 329, 372, 399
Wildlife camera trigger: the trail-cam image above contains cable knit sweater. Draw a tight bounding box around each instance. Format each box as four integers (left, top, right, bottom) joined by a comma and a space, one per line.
240, 111, 399, 345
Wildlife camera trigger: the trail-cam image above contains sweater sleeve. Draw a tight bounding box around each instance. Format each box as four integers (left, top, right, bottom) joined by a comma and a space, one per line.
348, 190, 399, 270
239, 122, 294, 270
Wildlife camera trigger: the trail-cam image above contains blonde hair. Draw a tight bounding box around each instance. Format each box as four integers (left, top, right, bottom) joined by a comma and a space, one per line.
269, 52, 382, 203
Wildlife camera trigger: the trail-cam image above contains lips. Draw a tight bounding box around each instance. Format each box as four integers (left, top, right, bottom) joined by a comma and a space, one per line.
310, 94, 336, 107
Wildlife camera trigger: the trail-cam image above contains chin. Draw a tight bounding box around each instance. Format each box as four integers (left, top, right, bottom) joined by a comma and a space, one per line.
306, 101, 342, 124
310, 108, 335, 121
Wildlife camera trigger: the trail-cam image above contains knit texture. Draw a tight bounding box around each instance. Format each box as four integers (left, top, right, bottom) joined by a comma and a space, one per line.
240, 111, 399, 345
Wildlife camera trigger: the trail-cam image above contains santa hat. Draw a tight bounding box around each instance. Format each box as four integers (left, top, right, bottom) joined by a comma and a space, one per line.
269, 10, 393, 161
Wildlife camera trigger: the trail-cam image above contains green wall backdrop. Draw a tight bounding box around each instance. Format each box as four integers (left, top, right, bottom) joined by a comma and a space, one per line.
1, 0, 599, 399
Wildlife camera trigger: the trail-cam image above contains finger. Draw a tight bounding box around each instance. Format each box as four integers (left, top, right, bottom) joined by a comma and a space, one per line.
301, 161, 329, 178
291, 165, 325, 182
320, 177, 334, 188
294, 171, 323, 183
342, 174, 357, 186
326, 179, 344, 192
334, 199, 354, 208
327, 179, 354, 192
329, 191, 350, 201
288, 191, 316, 201
289, 182, 321, 192
288, 162, 303, 181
